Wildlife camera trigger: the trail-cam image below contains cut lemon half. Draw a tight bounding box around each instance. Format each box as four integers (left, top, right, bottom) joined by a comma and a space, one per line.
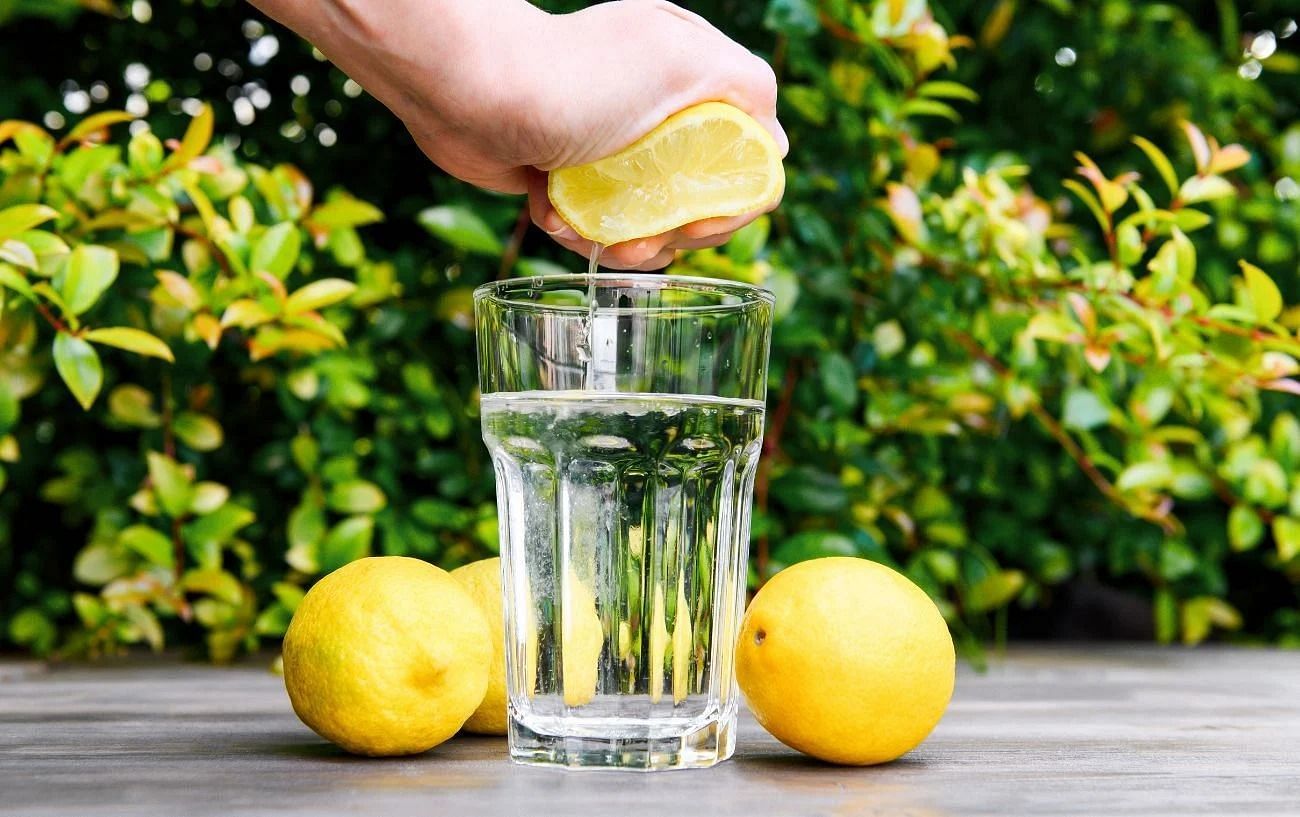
548, 102, 785, 246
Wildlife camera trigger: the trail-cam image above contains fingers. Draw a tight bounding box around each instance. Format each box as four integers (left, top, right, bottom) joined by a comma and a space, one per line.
526, 168, 581, 243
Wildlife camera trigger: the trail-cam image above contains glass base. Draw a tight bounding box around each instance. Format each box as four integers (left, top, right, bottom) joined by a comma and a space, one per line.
508, 713, 736, 771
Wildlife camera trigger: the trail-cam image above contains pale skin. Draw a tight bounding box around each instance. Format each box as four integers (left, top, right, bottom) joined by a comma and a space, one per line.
247, 0, 787, 269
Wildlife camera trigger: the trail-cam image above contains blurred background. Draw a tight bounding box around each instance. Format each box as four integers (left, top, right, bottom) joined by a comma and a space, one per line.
0, 0, 1297, 661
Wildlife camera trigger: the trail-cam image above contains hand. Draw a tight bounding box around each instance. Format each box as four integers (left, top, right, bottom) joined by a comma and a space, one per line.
253, 0, 786, 270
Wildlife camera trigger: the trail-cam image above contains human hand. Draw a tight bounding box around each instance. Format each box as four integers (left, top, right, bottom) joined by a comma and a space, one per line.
252, 0, 785, 269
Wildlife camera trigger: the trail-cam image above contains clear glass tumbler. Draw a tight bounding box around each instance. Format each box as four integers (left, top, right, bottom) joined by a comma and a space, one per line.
474, 274, 773, 770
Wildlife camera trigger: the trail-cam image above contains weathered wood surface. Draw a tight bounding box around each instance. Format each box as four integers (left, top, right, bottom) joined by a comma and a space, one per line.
2, 646, 1298, 816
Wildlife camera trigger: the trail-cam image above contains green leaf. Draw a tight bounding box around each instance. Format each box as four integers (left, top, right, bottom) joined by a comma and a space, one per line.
327, 479, 387, 514
123, 605, 164, 652
1227, 504, 1264, 552
1172, 209, 1212, 232
180, 568, 244, 605
1159, 539, 1198, 581
417, 205, 503, 256
0, 263, 36, 301
0, 381, 17, 435
190, 482, 230, 515
1116, 461, 1172, 492
252, 222, 302, 278
73, 544, 131, 585
763, 0, 820, 36
183, 504, 255, 565
53, 332, 103, 410
1274, 516, 1300, 562
726, 215, 770, 265
309, 196, 384, 229
147, 451, 194, 518
1131, 135, 1179, 198
0, 204, 59, 242
771, 467, 848, 514
8, 608, 58, 654
318, 516, 374, 573
772, 531, 857, 566
917, 80, 979, 102
284, 278, 356, 315
162, 103, 213, 171
60, 245, 119, 315
288, 498, 326, 553
119, 524, 175, 568
1153, 589, 1177, 644
1178, 174, 1234, 203
1061, 387, 1109, 431
1181, 597, 1241, 645
1240, 261, 1282, 323
173, 412, 223, 451
290, 433, 319, 473
899, 98, 961, 121
107, 384, 161, 428
83, 327, 174, 362
819, 351, 857, 414
966, 570, 1025, 612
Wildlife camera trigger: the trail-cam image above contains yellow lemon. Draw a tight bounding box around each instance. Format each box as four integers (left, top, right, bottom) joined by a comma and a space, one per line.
648, 582, 693, 704
451, 558, 509, 735
559, 569, 605, 707
736, 557, 954, 765
282, 556, 491, 756
548, 102, 785, 246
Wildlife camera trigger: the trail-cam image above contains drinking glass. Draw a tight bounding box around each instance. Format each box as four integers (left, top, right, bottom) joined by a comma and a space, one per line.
474, 273, 773, 770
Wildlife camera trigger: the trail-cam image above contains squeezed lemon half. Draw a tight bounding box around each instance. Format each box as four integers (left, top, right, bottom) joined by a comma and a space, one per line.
548, 102, 785, 246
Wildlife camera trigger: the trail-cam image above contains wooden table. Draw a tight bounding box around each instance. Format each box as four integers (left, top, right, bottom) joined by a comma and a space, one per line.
2, 646, 1297, 816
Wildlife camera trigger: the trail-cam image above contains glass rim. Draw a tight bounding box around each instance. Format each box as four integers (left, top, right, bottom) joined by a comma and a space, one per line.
473, 273, 775, 315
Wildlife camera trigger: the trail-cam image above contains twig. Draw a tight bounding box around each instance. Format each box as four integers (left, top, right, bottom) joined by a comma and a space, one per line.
497, 204, 531, 279
34, 301, 70, 334
755, 362, 800, 583
170, 222, 234, 278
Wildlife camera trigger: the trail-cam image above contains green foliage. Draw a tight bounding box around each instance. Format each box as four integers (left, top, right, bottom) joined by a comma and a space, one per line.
1, 0, 1299, 658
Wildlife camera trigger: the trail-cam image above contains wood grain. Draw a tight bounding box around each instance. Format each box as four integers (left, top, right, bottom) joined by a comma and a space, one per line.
2, 645, 1297, 816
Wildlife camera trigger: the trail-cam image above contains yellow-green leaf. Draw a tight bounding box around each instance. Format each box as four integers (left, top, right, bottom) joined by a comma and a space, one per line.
326, 480, 387, 514
61, 245, 119, 316
147, 451, 194, 518
162, 103, 214, 172
220, 299, 275, 329
58, 111, 136, 148
1178, 174, 1234, 204
0, 204, 59, 243
53, 332, 102, 410
156, 270, 201, 311
284, 279, 356, 315
119, 524, 174, 568
252, 222, 301, 278
1062, 179, 1108, 231
83, 327, 174, 362
1131, 136, 1179, 199
107, 384, 161, 428
1275, 516, 1300, 562
1240, 261, 1283, 323
309, 196, 384, 229
174, 412, 223, 451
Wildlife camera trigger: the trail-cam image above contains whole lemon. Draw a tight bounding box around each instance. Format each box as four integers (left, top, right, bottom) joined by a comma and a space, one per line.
736, 557, 954, 765
282, 556, 491, 756
451, 558, 508, 735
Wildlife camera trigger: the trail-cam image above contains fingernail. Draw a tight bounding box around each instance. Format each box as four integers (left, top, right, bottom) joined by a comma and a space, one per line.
544, 223, 580, 242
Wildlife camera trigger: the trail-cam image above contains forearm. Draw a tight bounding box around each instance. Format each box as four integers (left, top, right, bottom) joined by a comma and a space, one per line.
247, 0, 544, 126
